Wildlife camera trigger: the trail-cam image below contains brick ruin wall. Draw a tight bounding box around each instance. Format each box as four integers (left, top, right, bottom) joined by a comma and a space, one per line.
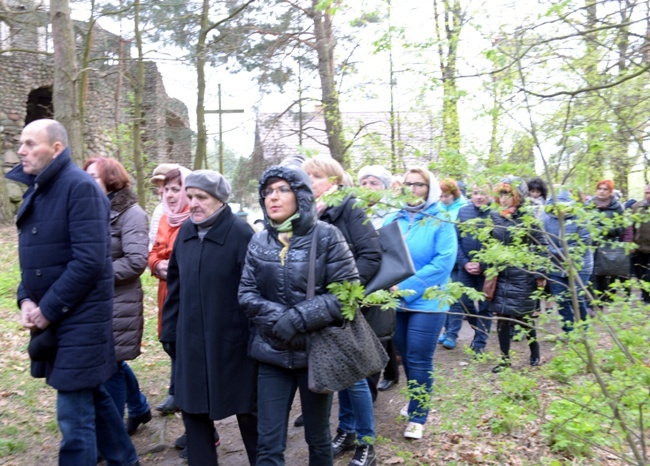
1, 16, 193, 216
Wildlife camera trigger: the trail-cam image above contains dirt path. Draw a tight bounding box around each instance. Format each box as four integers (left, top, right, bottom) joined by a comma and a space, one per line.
131, 320, 554, 465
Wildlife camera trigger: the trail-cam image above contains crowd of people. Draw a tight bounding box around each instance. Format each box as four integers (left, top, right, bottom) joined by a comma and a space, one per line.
9, 118, 648, 466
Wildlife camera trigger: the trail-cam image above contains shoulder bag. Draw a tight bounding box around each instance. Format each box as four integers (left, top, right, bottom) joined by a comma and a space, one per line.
364, 220, 415, 295
594, 243, 630, 276
307, 226, 389, 394
482, 275, 498, 301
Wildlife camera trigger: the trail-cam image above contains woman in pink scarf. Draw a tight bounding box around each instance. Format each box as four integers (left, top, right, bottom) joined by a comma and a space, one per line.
148, 167, 191, 417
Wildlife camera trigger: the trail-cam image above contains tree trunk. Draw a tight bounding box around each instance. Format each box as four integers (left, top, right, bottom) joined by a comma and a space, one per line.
50, 0, 83, 164
312, 1, 347, 165
132, 0, 147, 209
194, 0, 210, 170
433, 0, 463, 177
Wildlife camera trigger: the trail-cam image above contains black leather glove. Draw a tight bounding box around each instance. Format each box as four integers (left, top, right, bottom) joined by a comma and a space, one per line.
289, 334, 307, 351
161, 341, 176, 359
272, 313, 299, 343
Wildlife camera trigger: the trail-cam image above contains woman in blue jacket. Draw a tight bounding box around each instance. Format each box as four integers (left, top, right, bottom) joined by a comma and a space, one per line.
385, 167, 458, 440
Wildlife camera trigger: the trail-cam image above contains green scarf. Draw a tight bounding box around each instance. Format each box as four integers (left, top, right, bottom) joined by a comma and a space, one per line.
270, 213, 300, 265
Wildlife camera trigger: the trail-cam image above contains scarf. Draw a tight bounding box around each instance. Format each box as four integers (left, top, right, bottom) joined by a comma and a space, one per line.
594, 196, 612, 210
499, 206, 518, 217
316, 184, 339, 217
403, 201, 426, 213
191, 204, 226, 240
162, 167, 192, 227
270, 213, 300, 265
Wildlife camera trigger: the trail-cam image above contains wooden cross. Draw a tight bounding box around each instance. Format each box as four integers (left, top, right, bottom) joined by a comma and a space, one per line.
205, 84, 244, 173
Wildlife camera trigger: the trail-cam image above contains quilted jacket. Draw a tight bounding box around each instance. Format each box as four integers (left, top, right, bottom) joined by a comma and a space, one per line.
456, 202, 491, 270
5, 148, 116, 391
109, 188, 148, 362
490, 208, 548, 316
238, 164, 359, 369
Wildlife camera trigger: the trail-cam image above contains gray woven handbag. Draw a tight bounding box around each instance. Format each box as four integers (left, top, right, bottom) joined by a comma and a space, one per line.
307, 225, 389, 394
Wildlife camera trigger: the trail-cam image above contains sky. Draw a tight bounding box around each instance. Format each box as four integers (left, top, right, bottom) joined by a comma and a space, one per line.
67, 1, 538, 162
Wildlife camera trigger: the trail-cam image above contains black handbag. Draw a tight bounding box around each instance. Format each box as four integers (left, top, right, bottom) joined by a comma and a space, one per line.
594, 244, 630, 276
28, 326, 58, 362
364, 221, 415, 295
307, 226, 389, 394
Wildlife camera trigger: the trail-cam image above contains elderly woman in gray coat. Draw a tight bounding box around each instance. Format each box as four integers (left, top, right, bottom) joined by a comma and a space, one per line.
84, 157, 152, 435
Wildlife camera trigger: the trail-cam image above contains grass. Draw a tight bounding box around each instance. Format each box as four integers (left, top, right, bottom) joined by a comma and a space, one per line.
0, 225, 647, 465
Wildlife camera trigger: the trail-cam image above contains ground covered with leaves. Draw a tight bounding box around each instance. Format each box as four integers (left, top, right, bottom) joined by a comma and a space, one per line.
0, 226, 647, 465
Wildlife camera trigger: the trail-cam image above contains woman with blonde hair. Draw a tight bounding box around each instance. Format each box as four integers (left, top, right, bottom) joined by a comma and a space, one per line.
303, 155, 382, 465
385, 166, 458, 439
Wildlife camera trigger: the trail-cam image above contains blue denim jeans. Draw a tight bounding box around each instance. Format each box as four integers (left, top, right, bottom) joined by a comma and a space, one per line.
337, 378, 375, 444
103, 362, 150, 419
393, 311, 445, 425
446, 268, 492, 348
442, 268, 462, 341
549, 273, 590, 332
257, 363, 333, 466
57, 385, 138, 466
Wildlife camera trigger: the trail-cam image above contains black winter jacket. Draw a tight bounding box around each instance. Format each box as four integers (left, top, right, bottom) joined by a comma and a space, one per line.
456, 202, 491, 270
320, 195, 393, 341
320, 195, 382, 285
161, 205, 257, 419
238, 165, 359, 369
587, 197, 624, 243
490, 208, 548, 316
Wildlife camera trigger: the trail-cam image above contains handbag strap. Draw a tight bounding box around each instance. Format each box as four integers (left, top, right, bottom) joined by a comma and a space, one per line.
306, 224, 319, 300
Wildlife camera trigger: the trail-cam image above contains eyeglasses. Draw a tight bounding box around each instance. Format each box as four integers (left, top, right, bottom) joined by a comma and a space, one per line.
261, 185, 292, 198
404, 182, 428, 189
498, 190, 512, 197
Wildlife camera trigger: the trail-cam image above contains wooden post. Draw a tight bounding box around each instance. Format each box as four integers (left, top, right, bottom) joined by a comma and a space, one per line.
205, 84, 244, 174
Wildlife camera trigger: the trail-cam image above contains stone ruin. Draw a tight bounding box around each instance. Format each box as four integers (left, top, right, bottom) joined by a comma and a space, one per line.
0, 2, 193, 217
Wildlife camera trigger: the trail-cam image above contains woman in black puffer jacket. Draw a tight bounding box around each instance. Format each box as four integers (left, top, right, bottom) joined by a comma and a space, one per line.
238, 163, 359, 466
490, 176, 547, 373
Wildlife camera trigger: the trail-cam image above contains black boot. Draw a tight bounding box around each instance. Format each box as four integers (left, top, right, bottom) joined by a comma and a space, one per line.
332, 429, 357, 457
155, 395, 179, 415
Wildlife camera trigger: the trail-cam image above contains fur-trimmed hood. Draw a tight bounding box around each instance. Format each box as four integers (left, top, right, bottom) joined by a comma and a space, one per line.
110, 187, 139, 218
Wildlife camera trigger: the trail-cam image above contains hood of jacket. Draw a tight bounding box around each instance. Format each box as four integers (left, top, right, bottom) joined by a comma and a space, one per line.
110, 187, 139, 218
544, 190, 577, 219
258, 164, 316, 236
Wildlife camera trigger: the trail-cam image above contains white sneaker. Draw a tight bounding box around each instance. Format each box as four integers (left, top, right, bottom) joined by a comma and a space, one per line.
400, 403, 409, 417
404, 422, 424, 439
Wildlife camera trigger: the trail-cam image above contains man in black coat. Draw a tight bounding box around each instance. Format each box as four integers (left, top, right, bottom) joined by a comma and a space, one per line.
161, 170, 257, 465
6, 119, 139, 465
